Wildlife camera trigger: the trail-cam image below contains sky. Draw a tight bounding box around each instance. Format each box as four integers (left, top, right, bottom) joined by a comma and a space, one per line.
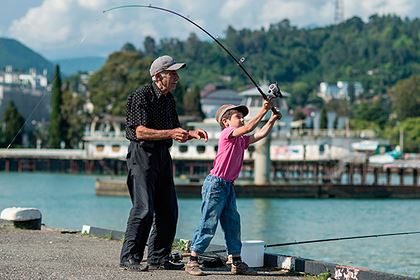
0, 0, 419, 60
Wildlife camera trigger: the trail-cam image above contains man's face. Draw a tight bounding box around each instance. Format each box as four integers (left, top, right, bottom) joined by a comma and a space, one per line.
159, 70, 179, 94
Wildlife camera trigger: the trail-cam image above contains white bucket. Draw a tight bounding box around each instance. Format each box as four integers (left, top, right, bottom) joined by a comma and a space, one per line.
241, 240, 265, 267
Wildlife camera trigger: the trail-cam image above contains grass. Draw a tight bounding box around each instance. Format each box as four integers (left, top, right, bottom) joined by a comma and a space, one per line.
172, 239, 191, 252
304, 271, 331, 280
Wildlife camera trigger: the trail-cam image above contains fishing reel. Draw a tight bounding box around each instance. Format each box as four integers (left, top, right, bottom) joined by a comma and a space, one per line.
267, 82, 283, 98
266, 83, 283, 116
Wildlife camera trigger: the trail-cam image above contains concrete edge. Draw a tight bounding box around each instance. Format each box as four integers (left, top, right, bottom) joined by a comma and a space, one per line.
264, 253, 417, 280
78, 225, 416, 279
81, 225, 124, 240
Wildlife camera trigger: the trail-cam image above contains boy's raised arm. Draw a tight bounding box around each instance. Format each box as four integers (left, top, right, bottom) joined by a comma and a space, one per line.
232, 99, 273, 137
249, 111, 282, 144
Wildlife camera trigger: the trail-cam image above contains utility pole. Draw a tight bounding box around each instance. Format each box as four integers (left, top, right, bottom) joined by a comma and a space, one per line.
334, 0, 344, 24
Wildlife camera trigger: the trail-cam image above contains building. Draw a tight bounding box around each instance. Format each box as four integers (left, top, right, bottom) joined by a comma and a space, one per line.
318, 81, 363, 101
199, 83, 242, 119
0, 66, 50, 133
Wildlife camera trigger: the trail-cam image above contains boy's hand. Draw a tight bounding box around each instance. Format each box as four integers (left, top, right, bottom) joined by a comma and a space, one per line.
270, 111, 282, 121
262, 97, 276, 111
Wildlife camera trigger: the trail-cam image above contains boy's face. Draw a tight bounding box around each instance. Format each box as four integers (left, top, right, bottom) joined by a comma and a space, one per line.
223, 112, 245, 128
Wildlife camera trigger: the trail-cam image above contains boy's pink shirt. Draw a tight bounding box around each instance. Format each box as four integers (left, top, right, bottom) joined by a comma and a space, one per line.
209, 127, 251, 181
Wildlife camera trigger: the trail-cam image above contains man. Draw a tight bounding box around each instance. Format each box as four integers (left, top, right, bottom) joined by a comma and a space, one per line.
120, 55, 208, 271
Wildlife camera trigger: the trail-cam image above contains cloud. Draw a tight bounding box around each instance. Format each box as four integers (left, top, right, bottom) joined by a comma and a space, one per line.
6, 0, 420, 59
346, 0, 417, 20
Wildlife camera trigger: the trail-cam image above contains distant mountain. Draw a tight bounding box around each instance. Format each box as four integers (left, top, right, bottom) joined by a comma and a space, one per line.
53, 56, 106, 76
0, 37, 53, 78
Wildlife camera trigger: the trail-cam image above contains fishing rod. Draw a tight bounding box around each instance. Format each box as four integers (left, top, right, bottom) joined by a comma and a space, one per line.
194, 230, 420, 256
102, 4, 283, 114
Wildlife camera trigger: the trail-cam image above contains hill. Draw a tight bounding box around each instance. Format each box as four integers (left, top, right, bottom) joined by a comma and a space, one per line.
53, 56, 106, 76
137, 15, 419, 105
89, 14, 419, 116
0, 37, 53, 77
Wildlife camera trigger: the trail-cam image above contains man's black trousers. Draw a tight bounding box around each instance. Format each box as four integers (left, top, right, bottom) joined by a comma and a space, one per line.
120, 141, 178, 265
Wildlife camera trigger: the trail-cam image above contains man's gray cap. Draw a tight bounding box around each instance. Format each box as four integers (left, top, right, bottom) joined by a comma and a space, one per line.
149, 55, 186, 76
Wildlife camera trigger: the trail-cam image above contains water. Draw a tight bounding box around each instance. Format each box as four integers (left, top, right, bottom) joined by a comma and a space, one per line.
1, 172, 420, 277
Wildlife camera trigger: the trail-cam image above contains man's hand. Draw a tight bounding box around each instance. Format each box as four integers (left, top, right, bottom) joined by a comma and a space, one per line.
171, 128, 189, 143
189, 129, 209, 142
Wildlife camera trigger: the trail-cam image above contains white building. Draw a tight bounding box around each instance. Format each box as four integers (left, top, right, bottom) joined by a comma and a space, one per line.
0, 66, 48, 89
0, 66, 50, 127
318, 81, 363, 101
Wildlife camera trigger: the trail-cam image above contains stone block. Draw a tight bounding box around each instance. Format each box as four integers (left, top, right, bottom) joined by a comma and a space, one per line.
0, 207, 42, 230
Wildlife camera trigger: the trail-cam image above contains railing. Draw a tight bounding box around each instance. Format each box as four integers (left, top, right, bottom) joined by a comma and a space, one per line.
0, 149, 86, 159
271, 129, 376, 139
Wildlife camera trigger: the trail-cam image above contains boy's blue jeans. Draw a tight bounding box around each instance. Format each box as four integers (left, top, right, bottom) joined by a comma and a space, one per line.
190, 175, 242, 255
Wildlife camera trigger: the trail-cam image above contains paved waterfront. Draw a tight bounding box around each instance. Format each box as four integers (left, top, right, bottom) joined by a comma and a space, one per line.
0, 221, 303, 280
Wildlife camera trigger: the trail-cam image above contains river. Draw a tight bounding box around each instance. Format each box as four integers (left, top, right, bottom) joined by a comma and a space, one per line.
0, 172, 419, 277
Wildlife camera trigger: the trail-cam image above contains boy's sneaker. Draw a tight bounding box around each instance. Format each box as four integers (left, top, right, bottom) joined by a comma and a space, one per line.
231, 261, 256, 275
185, 260, 205, 276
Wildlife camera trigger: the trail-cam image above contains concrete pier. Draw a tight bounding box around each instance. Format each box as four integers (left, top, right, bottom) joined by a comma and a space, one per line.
96, 179, 420, 198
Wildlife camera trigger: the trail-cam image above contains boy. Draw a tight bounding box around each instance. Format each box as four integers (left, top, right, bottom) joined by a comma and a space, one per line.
185, 100, 281, 276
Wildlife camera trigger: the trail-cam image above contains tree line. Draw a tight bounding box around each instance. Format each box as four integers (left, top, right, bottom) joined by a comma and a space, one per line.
1, 14, 419, 151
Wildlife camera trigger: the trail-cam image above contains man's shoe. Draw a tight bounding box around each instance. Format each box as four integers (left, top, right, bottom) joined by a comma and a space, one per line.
149, 260, 185, 270
185, 260, 205, 276
231, 261, 256, 275
120, 257, 149, 271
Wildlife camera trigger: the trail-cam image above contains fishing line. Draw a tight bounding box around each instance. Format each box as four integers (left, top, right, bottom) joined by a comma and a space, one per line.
5, 92, 49, 149
102, 4, 283, 114
265, 230, 420, 247
201, 230, 420, 256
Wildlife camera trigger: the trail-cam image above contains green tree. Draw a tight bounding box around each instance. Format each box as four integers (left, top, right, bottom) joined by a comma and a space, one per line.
61, 88, 89, 148
183, 86, 204, 118
121, 42, 137, 52
333, 115, 339, 129
351, 99, 389, 128
388, 75, 420, 121
1, 101, 25, 148
0, 125, 4, 146
320, 108, 328, 129
48, 64, 65, 148
143, 36, 157, 56
85, 15, 420, 118
293, 110, 306, 121
88, 51, 152, 116
383, 117, 420, 153
350, 119, 381, 132
287, 82, 311, 108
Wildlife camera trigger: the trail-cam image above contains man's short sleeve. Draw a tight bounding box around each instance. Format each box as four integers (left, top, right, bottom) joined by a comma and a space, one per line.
126, 89, 148, 128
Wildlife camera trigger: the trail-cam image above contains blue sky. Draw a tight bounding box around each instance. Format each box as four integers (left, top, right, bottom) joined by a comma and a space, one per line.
1, 0, 419, 60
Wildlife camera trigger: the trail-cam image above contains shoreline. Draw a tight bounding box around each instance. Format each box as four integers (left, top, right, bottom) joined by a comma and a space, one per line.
1, 220, 415, 280
0, 220, 302, 280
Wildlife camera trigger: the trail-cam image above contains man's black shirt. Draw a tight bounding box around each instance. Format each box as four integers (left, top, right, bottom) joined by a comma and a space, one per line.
126, 82, 180, 147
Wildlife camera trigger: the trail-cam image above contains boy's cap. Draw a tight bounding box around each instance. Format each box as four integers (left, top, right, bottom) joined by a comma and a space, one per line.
215, 104, 249, 124
149, 55, 186, 76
